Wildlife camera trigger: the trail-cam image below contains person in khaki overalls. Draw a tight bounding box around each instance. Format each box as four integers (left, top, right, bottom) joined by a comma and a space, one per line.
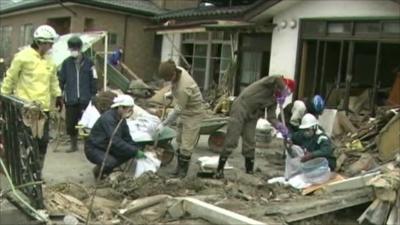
215, 75, 296, 179
155, 60, 206, 177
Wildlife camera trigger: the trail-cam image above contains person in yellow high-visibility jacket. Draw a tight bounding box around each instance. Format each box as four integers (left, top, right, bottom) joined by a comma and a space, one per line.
1, 25, 63, 172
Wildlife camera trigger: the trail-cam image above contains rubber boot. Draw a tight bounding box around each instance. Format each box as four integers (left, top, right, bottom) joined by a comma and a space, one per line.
245, 157, 255, 174
37, 153, 45, 172
214, 156, 227, 179
67, 135, 78, 153
177, 154, 191, 178
93, 165, 108, 180
172, 149, 181, 176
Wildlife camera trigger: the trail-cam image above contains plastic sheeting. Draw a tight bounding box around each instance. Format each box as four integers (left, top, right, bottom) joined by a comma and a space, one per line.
78, 101, 161, 142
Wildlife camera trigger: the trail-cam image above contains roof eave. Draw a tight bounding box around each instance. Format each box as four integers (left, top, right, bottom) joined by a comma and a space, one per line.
71, 0, 157, 16
0, 0, 162, 17
0, 1, 57, 15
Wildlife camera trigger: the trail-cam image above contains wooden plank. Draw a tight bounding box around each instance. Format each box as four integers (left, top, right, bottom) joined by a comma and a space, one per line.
386, 205, 398, 225
284, 188, 374, 222
119, 194, 171, 215
377, 114, 400, 161
358, 199, 380, 224
182, 197, 267, 225
323, 171, 380, 193
301, 173, 345, 195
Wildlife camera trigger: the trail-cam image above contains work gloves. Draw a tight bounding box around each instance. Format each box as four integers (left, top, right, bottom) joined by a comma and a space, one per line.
276, 95, 286, 106
275, 122, 289, 138
136, 150, 146, 159
55, 96, 64, 112
275, 87, 290, 106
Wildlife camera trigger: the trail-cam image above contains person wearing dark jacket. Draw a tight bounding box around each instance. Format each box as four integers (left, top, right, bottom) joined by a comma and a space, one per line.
291, 113, 336, 170
59, 36, 97, 152
84, 95, 145, 179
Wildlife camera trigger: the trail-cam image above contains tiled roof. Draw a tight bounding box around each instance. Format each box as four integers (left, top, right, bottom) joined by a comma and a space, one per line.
80, 0, 164, 15
0, 0, 164, 15
154, 5, 252, 21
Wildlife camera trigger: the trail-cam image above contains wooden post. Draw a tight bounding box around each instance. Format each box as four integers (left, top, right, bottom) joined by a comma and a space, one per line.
344, 41, 354, 113
312, 40, 321, 95
371, 42, 381, 116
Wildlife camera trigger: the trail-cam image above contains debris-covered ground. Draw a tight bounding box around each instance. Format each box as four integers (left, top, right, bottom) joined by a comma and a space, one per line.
41, 133, 368, 225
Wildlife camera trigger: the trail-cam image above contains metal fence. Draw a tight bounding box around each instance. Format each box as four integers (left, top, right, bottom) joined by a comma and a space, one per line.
0, 94, 44, 209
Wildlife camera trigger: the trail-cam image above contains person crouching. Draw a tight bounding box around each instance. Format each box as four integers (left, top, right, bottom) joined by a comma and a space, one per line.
84, 95, 145, 179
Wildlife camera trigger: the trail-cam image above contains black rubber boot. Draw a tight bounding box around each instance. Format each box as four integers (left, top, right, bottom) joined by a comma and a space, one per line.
67, 135, 78, 153
172, 149, 181, 176
177, 154, 191, 178
245, 157, 255, 174
215, 156, 227, 179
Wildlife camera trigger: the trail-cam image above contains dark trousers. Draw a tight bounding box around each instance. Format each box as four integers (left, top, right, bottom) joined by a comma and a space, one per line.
65, 103, 87, 136
34, 112, 50, 172
220, 101, 256, 159
84, 143, 130, 174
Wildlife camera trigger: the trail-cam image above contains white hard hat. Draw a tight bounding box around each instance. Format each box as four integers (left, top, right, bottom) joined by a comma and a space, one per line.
299, 113, 319, 129
111, 95, 135, 108
33, 25, 58, 43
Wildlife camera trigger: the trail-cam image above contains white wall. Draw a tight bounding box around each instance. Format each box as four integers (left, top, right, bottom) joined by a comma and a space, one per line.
268, 0, 400, 79
161, 33, 181, 63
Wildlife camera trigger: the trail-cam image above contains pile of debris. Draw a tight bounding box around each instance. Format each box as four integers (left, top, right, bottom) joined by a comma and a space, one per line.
333, 107, 400, 176
43, 171, 275, 224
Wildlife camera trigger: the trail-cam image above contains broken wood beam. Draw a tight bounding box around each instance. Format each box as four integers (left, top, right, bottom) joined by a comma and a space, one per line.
118, 194, 171, 215
182, 197, 267, 225
358, 199, 391, 225
263, 187, 374, 223
323, 171, 380, 193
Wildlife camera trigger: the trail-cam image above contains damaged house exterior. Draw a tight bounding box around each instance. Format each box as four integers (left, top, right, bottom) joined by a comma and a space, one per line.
154, 0, 400, 112
0, 0, 168, 80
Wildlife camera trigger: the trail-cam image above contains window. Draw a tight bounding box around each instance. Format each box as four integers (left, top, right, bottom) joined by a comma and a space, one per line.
108, 32, 118, 45
303, 21, 326, 35
84, 18, 94, 32
301, 19, 400, 39
19, 24, 33, 47
327, 22, 352, 34
0, 26, 13, 58
383, 21, 400, 34
355, 22, 380, 35
180, 31, 232, 90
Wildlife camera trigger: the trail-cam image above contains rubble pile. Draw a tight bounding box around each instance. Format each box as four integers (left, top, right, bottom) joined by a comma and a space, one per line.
333, 107, 400, 176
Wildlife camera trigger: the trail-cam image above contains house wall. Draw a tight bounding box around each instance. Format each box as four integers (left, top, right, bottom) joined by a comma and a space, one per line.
268, 0, 400, 78
0, 4, 159, 80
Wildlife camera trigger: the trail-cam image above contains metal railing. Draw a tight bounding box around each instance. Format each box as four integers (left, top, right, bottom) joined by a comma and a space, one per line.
0, 94, 44, 209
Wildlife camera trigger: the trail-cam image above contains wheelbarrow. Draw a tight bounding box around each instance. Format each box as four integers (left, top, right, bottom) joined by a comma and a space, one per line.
196, 116, 229, 153
76, 125, 176, 166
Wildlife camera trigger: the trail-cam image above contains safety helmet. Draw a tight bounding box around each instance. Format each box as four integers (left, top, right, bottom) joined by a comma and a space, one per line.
299, 113, 319, 129
283, 77, 296, 93
33, 25, 58, 43
111, 95, 135, 108
312, 95, 325, 115
67, 36, 83, 49
158, 59, 178, 80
